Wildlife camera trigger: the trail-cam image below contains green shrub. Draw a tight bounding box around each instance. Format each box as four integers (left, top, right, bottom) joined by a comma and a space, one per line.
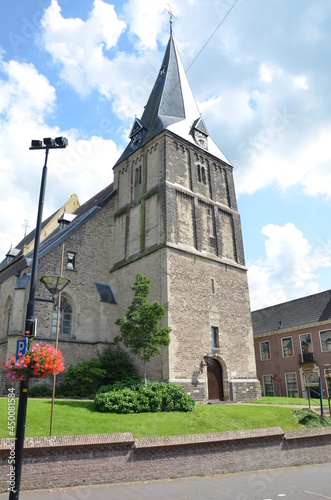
98, 345, 138, 385
55, 345, 138, 399
96, 377, 141, 395
94, 381, 195, 414
293, 409, 331, 428
28, 384, 52, 398
56, 358, 106, 399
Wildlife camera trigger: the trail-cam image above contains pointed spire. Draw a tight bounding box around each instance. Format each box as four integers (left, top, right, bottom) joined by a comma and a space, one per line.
114, 30, 230, 166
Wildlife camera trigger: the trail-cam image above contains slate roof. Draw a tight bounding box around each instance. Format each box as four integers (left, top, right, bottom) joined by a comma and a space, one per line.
251, 289, 331, 336
114, 33, 230, 167
0, 182, 115, 284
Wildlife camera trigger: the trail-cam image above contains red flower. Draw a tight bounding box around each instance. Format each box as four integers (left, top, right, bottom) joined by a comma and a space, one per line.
3, 342, 65, 381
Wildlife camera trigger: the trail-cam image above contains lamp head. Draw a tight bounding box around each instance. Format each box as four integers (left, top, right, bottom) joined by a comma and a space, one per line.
43, 138, 55, 147
55, 136, 68, 147
31, 140, 43, 148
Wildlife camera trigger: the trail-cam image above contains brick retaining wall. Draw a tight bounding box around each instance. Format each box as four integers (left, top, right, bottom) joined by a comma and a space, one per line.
1, 427, 331, 493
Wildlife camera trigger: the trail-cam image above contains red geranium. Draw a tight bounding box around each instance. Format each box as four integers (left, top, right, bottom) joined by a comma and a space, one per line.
3, 342, 65, 381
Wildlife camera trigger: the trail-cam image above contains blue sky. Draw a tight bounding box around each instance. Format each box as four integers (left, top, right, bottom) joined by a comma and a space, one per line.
1, 0, 331, 310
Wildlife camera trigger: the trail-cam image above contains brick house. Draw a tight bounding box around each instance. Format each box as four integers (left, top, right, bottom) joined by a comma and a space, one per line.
0, 31, 259, 402
252, 289, 331, 399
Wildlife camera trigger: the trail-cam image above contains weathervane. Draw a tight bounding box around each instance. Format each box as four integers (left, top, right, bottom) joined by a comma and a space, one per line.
165, 4, 176, 34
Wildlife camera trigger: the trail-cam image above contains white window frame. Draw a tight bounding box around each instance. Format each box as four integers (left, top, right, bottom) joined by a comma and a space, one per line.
299, 333, 313, 356
281, 336, 294, 358
319, 329, 331, 353
262, 374, 274, 396
260, 341, 271, 361
285, 372, 298, 398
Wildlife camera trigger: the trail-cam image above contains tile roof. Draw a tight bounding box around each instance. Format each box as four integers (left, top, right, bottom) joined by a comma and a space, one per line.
251, 289, 331, 335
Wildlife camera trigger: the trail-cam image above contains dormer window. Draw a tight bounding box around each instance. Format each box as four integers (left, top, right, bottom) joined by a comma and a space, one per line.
6, 247, 20, 263
58, 212, 76, 230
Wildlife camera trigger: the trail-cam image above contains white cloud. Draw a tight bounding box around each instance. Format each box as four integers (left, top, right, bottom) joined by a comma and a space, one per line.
123, 0, 168, 50
259, 63, 275, 83
248, 223, 331, 310
236, 125, 331, 197
0, 51, 121, 262
292, 75, 308, 90
40, 0, 126, 97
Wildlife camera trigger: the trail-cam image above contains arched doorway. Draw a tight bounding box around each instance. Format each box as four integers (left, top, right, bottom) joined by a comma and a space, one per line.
207, 359, 224, 402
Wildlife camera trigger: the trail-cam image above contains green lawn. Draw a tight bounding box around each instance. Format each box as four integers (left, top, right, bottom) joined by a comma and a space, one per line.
0, 398, 303, 439
244, 396, 323, 406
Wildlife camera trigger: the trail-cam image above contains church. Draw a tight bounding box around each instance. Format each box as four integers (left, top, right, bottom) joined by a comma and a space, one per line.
0, 27, 259, 402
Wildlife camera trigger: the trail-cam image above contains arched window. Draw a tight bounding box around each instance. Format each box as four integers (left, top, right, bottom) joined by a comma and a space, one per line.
201, 166, 207, 185
134, 165, 142, 186
6, 302, 12, 337
51, 296, 72, 336
197, 165, 202, 183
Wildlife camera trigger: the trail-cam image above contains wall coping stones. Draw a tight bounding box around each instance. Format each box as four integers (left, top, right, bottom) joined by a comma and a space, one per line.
0, 432, 135, 450
284, 427, 331, 441
134, 427, 284, 448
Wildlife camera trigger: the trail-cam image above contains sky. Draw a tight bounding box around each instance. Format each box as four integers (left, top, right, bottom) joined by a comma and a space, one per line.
0, 0, 331, 311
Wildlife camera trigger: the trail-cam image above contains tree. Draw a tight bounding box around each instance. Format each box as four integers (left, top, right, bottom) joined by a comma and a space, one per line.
115, 274, 171, 384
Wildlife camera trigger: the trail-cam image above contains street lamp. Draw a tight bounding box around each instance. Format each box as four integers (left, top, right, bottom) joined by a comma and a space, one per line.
200, 354, 213, 373
40, 275, 70, 301
40, 273, 70, 436
10, 137, 68, 500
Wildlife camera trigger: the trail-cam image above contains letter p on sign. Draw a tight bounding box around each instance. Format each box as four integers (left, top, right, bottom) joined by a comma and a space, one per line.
16, 338, 28, 360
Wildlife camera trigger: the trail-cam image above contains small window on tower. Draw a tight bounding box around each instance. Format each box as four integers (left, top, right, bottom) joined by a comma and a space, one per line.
135, 165, 142, 186
211, 278, 215, 294
201, 166, 206, 185
197, 165, 202, 183
211, 326, 219, 348
67, 252, 76, 270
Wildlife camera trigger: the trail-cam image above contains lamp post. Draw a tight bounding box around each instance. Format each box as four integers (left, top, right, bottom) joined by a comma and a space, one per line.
324, 364, 331, 418
9, 137, 68, 500
40, 270, 70, 436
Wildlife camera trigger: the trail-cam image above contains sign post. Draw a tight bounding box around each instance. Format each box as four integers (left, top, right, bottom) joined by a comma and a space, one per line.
15, 338, 28, 361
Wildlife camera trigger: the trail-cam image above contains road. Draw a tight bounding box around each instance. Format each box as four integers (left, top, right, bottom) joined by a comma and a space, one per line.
1, 463, 331, 500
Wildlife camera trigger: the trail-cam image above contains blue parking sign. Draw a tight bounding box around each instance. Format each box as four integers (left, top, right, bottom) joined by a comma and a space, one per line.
16, 338, 28, 360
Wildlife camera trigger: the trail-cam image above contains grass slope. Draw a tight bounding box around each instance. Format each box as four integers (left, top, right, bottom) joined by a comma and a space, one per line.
0, 399, 302, 439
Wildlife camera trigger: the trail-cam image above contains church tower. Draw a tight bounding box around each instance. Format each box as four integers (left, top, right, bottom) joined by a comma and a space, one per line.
110, 27, 259, 401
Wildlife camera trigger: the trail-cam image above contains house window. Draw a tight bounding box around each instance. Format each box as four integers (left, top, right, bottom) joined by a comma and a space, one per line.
285, 372, 298, 398
262, 375, 274, 396
320, 330, 331, 352
282, 337, 294, 357
67, 252, 76, 270
300, 333, 313, 362
260, 341, 270, 361
211, 326, 219, 348
324, 368, 331, 398
52, 296, 72, 336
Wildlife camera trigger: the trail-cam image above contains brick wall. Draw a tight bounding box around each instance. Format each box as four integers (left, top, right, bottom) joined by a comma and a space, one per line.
1, 427, 331, 493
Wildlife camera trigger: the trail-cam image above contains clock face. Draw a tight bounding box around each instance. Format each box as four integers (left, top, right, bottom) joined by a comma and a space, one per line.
130, 131, 143, 150
194, 130, 208, 149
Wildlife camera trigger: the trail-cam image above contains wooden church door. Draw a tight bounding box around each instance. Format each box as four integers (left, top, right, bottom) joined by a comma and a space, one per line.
207, 359, 224, 401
